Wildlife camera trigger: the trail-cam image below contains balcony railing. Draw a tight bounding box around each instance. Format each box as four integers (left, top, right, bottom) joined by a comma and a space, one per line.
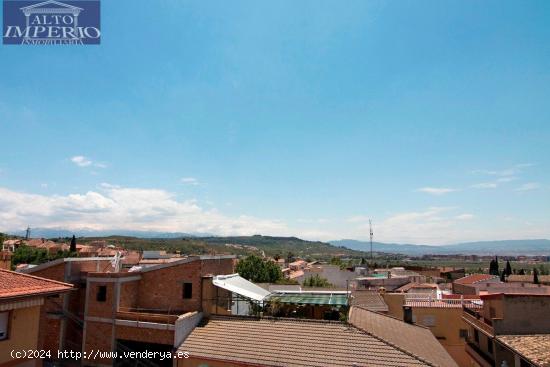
462, 308, 495, 336
116, 307, 186, 324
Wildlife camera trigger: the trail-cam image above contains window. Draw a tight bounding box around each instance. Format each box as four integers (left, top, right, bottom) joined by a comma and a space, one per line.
487, 339, 493, 355
422, 315, 436, 327
96, 285, 107, 302
0, 312, 9, 341
459, 329, 468, 338
182, 283, 193, 299
474, 329, 479, 343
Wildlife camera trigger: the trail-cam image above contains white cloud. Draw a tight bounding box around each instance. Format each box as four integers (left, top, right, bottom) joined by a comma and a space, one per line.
180, 177, 199, 186
471, 182, 497, 189
473, 163, 535, 177
417, 187, 457, 195
71, 155, 106, 169
360, 207, 456, 244
515, 182, 541, 192
71, 156, 92, 167
0, 186, 287, 236
496, 176, 517, 183
347, 215, 371, 223
455, 213, 474, 220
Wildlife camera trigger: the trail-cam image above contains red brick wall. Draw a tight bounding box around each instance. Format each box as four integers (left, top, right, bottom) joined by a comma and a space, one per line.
119, 281, 140, 309
31, 263, 66, 282
86, 282, 116, 318
115, 325, 173, 346
84, 321, 113, 365
138, 261, 202, 312
200, 258, 235, 276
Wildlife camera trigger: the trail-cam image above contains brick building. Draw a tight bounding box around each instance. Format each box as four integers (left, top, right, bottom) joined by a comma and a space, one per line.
0, 269, 73, 367
23, 255, 235, 366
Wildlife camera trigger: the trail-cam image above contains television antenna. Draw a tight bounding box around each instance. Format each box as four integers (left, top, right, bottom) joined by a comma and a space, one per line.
369, 219, 373, 260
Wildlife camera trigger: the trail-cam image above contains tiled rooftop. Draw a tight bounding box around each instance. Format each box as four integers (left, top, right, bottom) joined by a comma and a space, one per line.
349, 306, 458, 367
454, 274, 498, 285
497, 334, 550, 367
350, 290, 389, 312
179, 315, 432, 366
0, 269, 73, 299
508, 274, 550, 283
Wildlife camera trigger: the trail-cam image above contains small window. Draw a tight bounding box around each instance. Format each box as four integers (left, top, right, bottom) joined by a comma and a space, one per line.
182, 283, 193, 299
422, 315, 436, 327
459, 329, 468, 338
97, 285, 107, 302
0, 312, 9, 341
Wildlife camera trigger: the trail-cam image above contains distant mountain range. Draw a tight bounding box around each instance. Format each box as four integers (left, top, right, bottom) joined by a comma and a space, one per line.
330, 239, 550, 256
6, 228, 549, 256
8, 228, 212, 239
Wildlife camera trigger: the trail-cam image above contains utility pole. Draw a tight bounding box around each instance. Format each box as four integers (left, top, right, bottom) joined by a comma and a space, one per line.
369, 219, 373, 260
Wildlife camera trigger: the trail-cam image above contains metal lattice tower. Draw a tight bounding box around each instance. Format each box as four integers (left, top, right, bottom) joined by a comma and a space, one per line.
369, 219, 373, 260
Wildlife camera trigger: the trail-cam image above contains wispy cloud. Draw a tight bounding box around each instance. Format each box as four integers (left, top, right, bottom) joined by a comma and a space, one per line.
417, 187, 457, 195
473, 163, 535, 177
71, 155, 106, 169
347, 215, 371, 223
471, 182, 497, 189
515, 182, 541, 192
180, 177, 199, 186
496, 176, 517, 183
455, 213, 474, 220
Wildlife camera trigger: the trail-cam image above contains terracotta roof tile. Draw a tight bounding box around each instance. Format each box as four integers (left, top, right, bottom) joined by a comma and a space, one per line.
351, 291, 389, 312
497, 334, 550, 367
179, 315, 431, 366
0, 269, 73, 299
454, 274, 498, 285
349, 307, 458, 367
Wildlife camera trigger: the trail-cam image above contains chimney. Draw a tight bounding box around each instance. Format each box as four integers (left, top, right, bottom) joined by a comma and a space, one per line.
403, 306, 413, 324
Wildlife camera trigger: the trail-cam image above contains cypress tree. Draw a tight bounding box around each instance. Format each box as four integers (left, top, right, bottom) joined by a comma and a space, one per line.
70, 235, 76, 253
505, 260, 512, 276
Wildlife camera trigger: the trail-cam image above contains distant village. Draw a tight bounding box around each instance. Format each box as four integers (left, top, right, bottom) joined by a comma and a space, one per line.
1, 235, 550, 367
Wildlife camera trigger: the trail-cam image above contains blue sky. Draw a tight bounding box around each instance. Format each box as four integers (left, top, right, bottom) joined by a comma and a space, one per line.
1, 0, 549, 244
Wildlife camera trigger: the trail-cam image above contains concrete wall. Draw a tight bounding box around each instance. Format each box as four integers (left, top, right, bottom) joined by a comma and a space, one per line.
382, 293, 405, 319
0, 306, 41, 365
497, 295, 550, 334
410, 307, 473, 367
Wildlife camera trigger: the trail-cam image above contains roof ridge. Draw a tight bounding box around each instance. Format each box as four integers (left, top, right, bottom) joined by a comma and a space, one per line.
209, 314, 345, 325
352, 305, 432, 330
348, 307, 436, 367
0, 268, 73, 288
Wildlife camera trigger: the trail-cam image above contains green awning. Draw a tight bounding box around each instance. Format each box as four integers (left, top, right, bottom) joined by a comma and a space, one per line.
268, 292, 349, 306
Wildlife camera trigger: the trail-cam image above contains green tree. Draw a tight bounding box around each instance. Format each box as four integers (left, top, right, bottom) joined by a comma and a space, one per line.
534, 268, 540, 285
236, 255, 282, 283
70, 235, 77, 252
489, 258, 500, 276
505, 260, 512, 276
303, 274, 332, 288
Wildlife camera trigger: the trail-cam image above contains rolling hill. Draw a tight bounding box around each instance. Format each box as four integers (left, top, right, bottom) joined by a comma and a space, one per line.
330, 239, 550, 256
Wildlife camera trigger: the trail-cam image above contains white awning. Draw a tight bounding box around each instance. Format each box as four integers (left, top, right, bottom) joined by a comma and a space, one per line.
213, 274, 271, 302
